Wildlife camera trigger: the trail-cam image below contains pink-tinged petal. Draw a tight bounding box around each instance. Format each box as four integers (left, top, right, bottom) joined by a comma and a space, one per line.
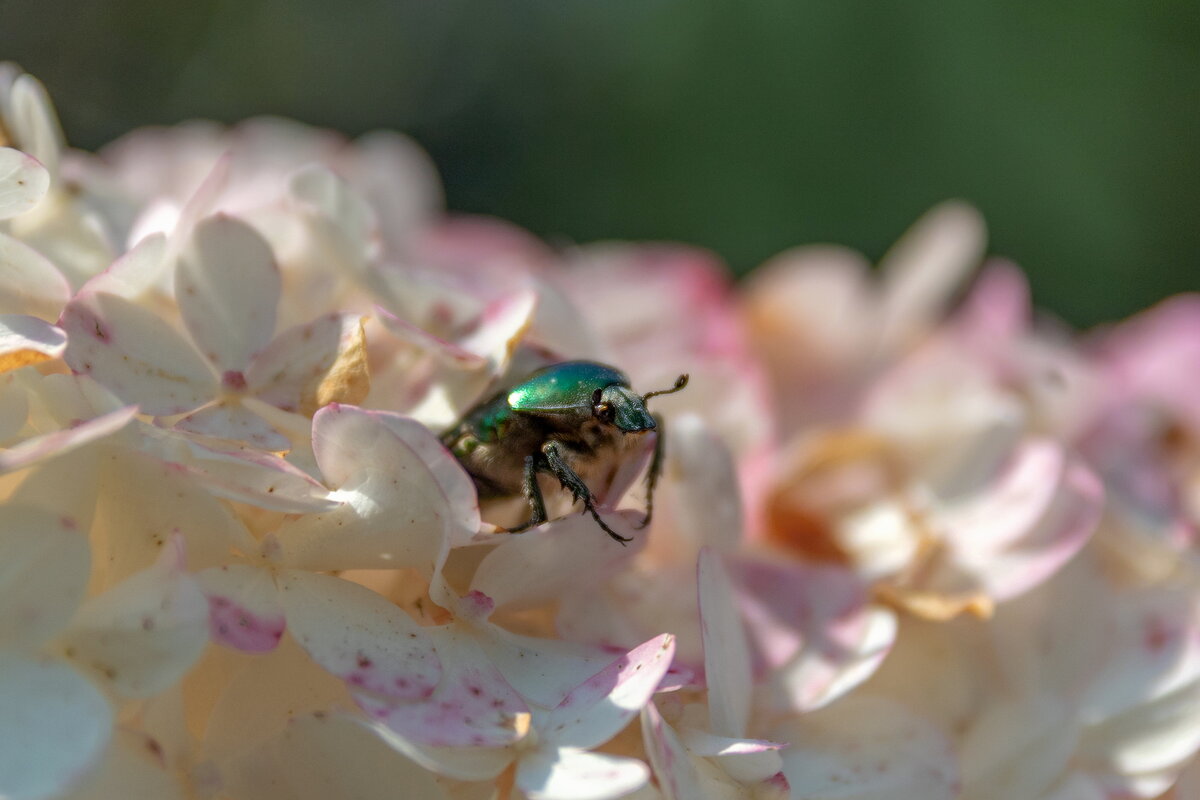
472, 511, 646, 613
174, 400, 290, 451
0, 314, 65, 370
0, 405, 136, 475
166, 151, 230, 253
0, 147, 50, 219
79, 233, 167, 300
278, 571, 442, 702
953, 259, 1031, 346
641, 704, 707, 800
219, 712, 447, 800
374, 305, 486, 369
679, 729, 786, 785
364, 624, 529, 748
941, 440, 1103, 602
6, 74, 64, 178
175, 214, 280, 373
0, 652, 112, 800
0, 231, 69, 319
56, 729, 187, 800
876, 200, 985, 350
653, 416, 744, 554
355, 718, 514, 782
197, 564, 285, 653
277, 405, 467, 572
61, 535, 209, 698
477, 626, 618, 710
60, 292, 217, 415
731, 559, 897, 713
698, 549, 752, 739
773, 695, 959, 800
0, 506, 89, 650
517, 748, 649, 800
344, 130, 442, 255
151, 437, 336, 513
247, 312, 368, 413
544, 634, 675, 750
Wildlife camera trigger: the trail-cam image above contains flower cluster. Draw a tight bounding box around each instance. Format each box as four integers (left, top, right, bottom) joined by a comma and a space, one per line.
1, 64, 1198, 799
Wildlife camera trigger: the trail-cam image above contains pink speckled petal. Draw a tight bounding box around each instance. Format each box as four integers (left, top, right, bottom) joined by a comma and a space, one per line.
175, 214, 280, 373
0, 314, 65, 369
0, 231, 69, 319
544, 633, 675, 751
0, 406, 137, 475
679, 728, 786, 785
276, 405, 470, 571
61, 535, 209, 698
219, 712, 446, 800
247, 312, 366, 412
517, 748, 649, 800
942, 440, 1103, 602
0, 506, 89, 650
364, 625, 529, 748
478, 626, 617, 710
0, 147, 49, 219
60, 292, 217, 415
472, 511, 646, 613
773, 695, 959, 800
174, 401, 290, 452
0, 652, 112, 800
197, 564, 285, 653
373, 305, 486, 369
279, 571, 441, 703
698, 549, 752, 739
731, 558, 897, 713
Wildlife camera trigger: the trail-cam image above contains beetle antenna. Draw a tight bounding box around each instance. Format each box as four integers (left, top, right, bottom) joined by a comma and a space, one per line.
643, 373, 689, 404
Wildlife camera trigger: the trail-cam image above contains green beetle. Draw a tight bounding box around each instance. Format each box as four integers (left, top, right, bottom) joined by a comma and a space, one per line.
442, 361, 689, 543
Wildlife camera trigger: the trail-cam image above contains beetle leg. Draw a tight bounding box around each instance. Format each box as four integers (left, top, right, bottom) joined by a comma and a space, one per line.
636, 414, 666, 530
508, 454, 549, 533
542, 441, 632, 545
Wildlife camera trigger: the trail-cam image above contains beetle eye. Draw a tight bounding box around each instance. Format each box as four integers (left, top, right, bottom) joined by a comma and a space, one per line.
592, 388, 603, 405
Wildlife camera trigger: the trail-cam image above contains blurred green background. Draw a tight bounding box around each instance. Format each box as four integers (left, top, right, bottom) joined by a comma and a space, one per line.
2, 0, 1196, 327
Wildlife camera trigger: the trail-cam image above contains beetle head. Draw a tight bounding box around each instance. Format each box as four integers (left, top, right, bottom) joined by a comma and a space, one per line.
593, 373, 689, 433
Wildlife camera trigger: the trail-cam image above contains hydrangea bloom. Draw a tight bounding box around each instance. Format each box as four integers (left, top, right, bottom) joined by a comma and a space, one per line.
2, 62, 1200, 800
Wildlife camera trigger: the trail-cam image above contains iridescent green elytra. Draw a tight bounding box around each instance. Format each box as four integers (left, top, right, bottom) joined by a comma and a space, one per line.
443, 361, 689, 543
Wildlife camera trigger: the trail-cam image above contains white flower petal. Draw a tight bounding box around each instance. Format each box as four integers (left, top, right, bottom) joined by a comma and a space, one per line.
773, 695, 959, 800
698, 548, 752, 739
732, 559, 897, 713
220, 712, 447, 800
475, 625, 617, 710
57, 730, 187, 800
80, 233, 168, 300
544, 634, 675, 750
278, 405, 467, 571
61, 292, 217, 415
518, 748, 649, 800
5, 74, 64, 178
472, 511, 646, 613
958, 692, 1078, 800
176, 214, 280, 373
877, 200, 985, 350
656, 415, 744, 553
0, 505, 89, 650
0, 405, 136, 475
641, 704, 707, 800
943, 440, 1103, 602
0, 147, 49, 219
0, 314, 65, 370
174, 400, 290, 451
61, 535, 210, 698
354, 718, 514, 782
197, 564, 286, 653
247, 312, 368, 413
0, 652, 112, 800
279, 571, 442, 702
0, 230, 68, 317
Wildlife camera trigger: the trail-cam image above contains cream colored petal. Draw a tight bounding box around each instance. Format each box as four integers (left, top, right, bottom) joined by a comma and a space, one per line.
0, 230, 68, 317
0, 505, 89, 650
